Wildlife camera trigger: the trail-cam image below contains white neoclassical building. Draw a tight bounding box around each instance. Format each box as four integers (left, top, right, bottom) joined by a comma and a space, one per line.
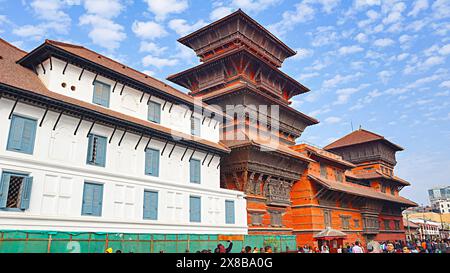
0, 38, 247, 234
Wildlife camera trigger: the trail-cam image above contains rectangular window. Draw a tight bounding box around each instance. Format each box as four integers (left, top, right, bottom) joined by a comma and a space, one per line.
191, 116, 200, 136
225, 200, 235, 224
86, 134, 107, 167
390, 186, 396, 196
0, 172, 33, 210
145, 148, 160, 177
341, 216, 351, 230
320, 163, 328, 179
189, 196, 201, 223
190, 159, 201, 184
335, 169, 343, 182
143, 190, 158, 220
394, 220, 400, 230
270, 211, 283, 227
92, 81, 111, 107
354, 219, 360, 228
324, 209, 332, 227
250, 213, 262, 226
81, 182, 103, 216
147, 101, 161, 123
381, 184, 387, 193
384, 219, 391, 230
7, 115, 37, 155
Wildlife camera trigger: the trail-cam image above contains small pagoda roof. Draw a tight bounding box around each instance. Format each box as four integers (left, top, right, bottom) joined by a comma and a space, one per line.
177, 9, 296, 63
346, 170, 411, 186
324, 129, 404, 151
313, 227, 347, 239
291, 143, 356, 169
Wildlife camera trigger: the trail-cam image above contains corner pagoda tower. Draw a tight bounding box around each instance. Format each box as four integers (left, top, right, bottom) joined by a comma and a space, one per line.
168, 10, 318, 235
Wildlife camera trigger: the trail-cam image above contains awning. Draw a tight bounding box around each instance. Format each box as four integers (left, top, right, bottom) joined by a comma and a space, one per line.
313, 227, 347, 239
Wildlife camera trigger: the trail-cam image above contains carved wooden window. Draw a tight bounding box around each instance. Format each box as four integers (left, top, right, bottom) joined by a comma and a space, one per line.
323, 209, 332, 228
320, 164, 328, 179
270, 211, 283, 227
250, 213, 262, 226
335, 169, 343, 182
384, 219, 391, 230
381, 184, 387, 193
354, 219, 360, 228
394, 220, 400, 230
340, 216, 351, 230
390, 186, 396, 196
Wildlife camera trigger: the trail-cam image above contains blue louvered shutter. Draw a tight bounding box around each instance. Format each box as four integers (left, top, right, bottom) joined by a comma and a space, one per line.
190, 159, 201, 184
225, 200, 235, 224
95, 136, 107, 167
0, 173, 11, 209
145, 149, 159, 177
86, 134, 94, 164
189, 196, 201, 223
19, 176, 33, 210
148, 101, 161, 123
7, 116, 24, 151
92, 184, 103, 216
93, 81, 110, 107
7, 115, 37, 154
82, 183, 94, 215
143, 191, 158, 220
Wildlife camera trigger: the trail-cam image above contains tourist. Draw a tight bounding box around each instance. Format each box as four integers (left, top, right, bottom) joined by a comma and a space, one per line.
320, 241, 330, 253
252, 247, 259, 253
337, 245, 343, 253
352, 241, 364, 253
386, 243, 396, 253
264, 246, 273, 253
260, 247, 265, 253
302, 244, 311, 253
244, 246, 252, 253
215, 240, 233, 253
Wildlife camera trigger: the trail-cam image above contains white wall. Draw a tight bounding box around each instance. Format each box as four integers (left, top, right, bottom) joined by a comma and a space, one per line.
36, 57, 220, 143
0, 98, 247, 234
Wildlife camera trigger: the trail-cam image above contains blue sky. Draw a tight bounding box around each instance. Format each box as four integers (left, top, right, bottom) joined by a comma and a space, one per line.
1, 0, 450, 205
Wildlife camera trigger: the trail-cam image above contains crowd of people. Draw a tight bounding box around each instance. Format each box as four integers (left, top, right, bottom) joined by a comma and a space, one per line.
104, 238, 450, 253
303, 239, 450, 253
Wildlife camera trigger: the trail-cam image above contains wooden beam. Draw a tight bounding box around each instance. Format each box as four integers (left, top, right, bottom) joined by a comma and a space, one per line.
112, 81, 118, 93
160, 140, 169, 156
74, 117, 83, 135
8, 98, 19, 119
168, 143, 177, 158
109, 126, 117, 144
202, 152, 209, 165
92, 74, 98, 85
188, 148, 197, 162
207, 154, 215, 167
134, 133, 144, 150
62, 62, 69, 75
140, 92, 146, 103
120, 84, 125, 95
118, 130, 127, 146
40, 63, 46, 74
52, 111, 64, 131
78, 68, 85, 81
49, 57, 53, 70
180, 146, 189, 161
86, 121, 95, 137
144, 136, 153, 151
39, 106, 49, 127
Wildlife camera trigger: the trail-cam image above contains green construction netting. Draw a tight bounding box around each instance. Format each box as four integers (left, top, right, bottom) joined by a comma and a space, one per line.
0, 230, 297, 253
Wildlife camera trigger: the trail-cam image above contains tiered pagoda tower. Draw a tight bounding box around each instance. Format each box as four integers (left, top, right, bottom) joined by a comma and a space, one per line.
168, 10, 319, 235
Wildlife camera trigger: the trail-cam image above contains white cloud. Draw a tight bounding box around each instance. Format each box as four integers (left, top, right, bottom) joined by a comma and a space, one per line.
79, 15, 126, 51
439, 44, 450, 55
324, 116, 342, 124
397, 53, 409, 61
432, 0, 450, 19
83, 0, 123, 18
378, 70, 394, 84
139, 41, 167, 55
422, 56, 445, 67
231, 0, 282, 13
355, 32, 368, 43
291, 48, 314, 60
79, 0, 126, 51
12, 24, 47, 40
408, 0, 429, 17
142, 55, 179, 68
373, 38, 395, 47
143, 0, 188, 21
168, 19, 207, 36
297, 72, 320, 81
440, 81, 450, 88
268, 1, 315, 36
334, 87, 360, 105
338, 45, 364, 55
322, 72, 363, 89
354, 0, 381, 10
132, 21, 168, 40
209, 6, 234, 21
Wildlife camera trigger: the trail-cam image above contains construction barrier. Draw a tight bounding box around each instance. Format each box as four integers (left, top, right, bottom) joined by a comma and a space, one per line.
0, 230, 297, 253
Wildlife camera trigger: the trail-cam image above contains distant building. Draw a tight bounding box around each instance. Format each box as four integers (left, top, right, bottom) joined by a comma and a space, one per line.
428, 186, 450, 213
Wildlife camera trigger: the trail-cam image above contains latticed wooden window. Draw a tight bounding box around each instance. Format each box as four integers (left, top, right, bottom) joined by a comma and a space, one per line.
394, 220, 401, 230
335, 169, 343, 182
354, 219, 360, 228
270, 211, 282, 227
384, 220, 391, 230
250, 213, 262, 226
320, 163, 328, 179
323, 209, 332, 227
340, 216, 351, 230
0, 172, 33, 210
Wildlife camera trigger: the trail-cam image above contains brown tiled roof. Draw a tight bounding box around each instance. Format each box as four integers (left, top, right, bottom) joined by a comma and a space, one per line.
291, 144, 355, 168
308, 174, 417, 206
324, 129, 404, 151
0, 38, 229, 153
346, 170, 411, 186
